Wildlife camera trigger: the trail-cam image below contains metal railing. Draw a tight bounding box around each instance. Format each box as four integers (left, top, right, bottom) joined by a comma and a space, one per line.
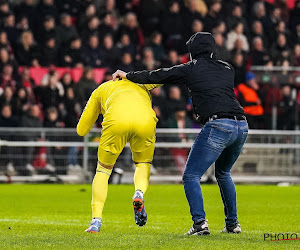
0, 128, 299, 183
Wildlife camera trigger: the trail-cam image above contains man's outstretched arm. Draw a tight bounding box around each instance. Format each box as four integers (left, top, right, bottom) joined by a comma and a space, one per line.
112, 62, 192, 85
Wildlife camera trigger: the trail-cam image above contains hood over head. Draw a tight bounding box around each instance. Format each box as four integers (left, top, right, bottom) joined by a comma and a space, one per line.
186, 32, 216, 59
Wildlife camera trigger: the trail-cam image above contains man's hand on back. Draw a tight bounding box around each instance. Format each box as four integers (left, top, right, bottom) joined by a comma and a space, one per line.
112, 70, 128, 81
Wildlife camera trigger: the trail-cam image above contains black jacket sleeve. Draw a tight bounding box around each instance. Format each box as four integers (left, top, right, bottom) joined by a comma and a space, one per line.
126, 62, 192, 85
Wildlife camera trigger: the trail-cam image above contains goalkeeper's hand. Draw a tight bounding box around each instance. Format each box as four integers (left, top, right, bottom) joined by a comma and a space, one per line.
112, 70, 127, 81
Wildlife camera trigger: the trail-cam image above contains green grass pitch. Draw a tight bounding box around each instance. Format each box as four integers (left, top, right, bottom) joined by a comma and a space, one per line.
0, 184, 299, 249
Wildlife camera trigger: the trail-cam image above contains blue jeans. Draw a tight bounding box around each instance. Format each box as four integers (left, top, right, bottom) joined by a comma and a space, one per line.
182, 118, 248, 225
67, 147, 78, 166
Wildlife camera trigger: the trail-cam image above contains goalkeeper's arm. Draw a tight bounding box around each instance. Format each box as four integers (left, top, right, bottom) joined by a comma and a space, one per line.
77, 90, 101, 136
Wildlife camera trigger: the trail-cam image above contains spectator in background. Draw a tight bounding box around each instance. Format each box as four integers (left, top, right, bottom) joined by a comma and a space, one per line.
274, 0, 289, 23
273, 21, 291, 42
0, 86, 14, 108
60, 72, 74, 92
0, 48, 18, 74
265, 6, 281, 32
44, 106, 62, 128
292, 44, 300, 66
167, 105, 192, 174
0, 1, 9, 23
14, 0, 35, 30
191, 19, 204, 34
56, 13, 78, 48
82, 34, 103, 68
214, 33, 230, 61
44, 106, 65, 172
168, 86, 186, 113
102, 69, 113, 83
251, 37, 270, 66
62, 87, 80, 128
118, 12, 143, 47
149, 32, 165, 62
0, 31, 13, 54
20, 105, 43, 174
141, 47, 159, 70
182, 0, 204, 40
212, 20, 227, 35
14, 31, 40, 66
78, 3, 97, 31
81, 16, 99, 42
21, 105, 42, 128
12, 87, 31, 117
151, 86, 169, 128
117, 52, 134, 72
39, 37, 57, 66
16, 15, 30, 34
60, 37, 83, 68
76, 67, 97, 105
236, 72, 264, 129
99, 12, 116, 42
167, 106, 192, 141
100, 0, 119, 25
161, 49, 181, 68
3, 12, 19, 45
185, 0, 207, 17
37, 15, 56, 44
0, 104, 19, 175
251, 20, 268, 47
226, 22, 249, 52
101, 34, 120, 69
291, 23, 300, 45
62, 86, 80, 168
271, 33, 291, 65
116, 33, 136, 57
162, 1, 184, 52
0, 64, 17, 92
252, 2, 270, 33
19, 67, 36, 103
204, 0, 222, 32
226, 4, 249, 35
278, 85, 296, 130
230, 38, 248, 60
35, 71, 62, 112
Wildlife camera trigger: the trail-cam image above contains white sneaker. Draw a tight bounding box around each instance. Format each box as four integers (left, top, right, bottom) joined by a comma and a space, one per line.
68, 164, 75, 171
221, 224, 241, 234
74, 165, 82, 170
6, 162, 16, 176
150, 165, 158, 175
45, 164, 56, 173
26, 164, 36, 175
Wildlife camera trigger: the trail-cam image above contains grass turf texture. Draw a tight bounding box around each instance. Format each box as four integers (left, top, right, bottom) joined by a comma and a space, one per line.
0, 184, 299, 249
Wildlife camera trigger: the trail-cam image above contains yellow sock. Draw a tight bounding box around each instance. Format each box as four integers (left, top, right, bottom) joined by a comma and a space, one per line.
134, 163, 151, 194
91, 163, 112, 218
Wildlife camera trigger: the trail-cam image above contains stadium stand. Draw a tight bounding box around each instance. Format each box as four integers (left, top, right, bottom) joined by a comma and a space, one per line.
0, 0, 299, 131
0, 0, 299, 178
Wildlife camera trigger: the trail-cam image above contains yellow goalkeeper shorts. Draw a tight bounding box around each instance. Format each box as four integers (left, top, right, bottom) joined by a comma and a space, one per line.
97, 115, 157, 166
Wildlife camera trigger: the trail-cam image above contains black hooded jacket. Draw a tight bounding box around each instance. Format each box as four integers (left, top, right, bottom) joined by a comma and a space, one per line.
127, 32, 245, 122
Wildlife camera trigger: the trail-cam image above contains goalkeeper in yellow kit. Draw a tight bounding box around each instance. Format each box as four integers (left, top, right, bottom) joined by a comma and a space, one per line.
77, 78, 161, 233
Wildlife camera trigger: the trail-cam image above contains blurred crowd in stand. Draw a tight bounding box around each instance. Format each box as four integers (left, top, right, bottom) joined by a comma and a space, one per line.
0, 0, 299, 175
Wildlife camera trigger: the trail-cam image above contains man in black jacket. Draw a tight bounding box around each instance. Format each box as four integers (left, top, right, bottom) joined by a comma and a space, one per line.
113, 32, 248, 235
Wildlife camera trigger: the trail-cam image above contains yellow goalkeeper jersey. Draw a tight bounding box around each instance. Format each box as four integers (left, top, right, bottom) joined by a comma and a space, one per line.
77, 79, 162, 155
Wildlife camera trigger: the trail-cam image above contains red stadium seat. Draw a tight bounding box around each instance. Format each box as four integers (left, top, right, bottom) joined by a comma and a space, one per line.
18, 67, 107, 85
